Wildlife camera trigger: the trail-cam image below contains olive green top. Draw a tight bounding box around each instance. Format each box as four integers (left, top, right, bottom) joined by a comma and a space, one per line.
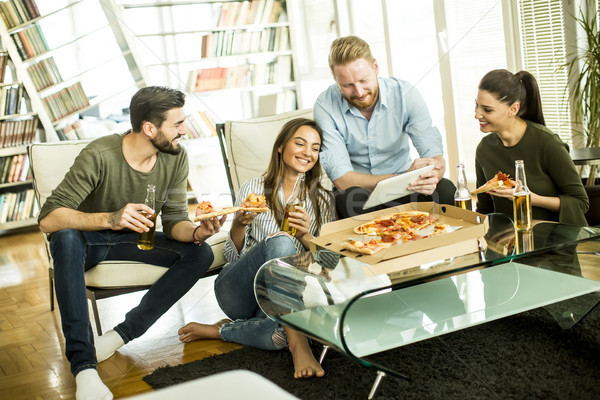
475, 121, 589, 226
38, 131, 190, 238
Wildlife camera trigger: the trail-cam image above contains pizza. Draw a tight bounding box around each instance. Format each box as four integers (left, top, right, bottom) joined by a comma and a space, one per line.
239, 193, 269, 212
471, 171, 516, 195
342, 239, 393, 255
194, 201, 240, 221
342, 211, 449, 255
193, 193, 269, 222
353, 211, 438, 236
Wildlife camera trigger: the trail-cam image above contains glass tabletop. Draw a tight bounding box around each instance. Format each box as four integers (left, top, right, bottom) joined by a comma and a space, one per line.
254, 213, 600, 375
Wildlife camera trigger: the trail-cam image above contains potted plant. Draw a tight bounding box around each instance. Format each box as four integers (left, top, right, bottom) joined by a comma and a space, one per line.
564, 4, 600, 225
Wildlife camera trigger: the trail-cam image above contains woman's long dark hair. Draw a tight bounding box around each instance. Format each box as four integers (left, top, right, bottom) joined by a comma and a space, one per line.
479, 69, 545, 125
262, 118, 333, 233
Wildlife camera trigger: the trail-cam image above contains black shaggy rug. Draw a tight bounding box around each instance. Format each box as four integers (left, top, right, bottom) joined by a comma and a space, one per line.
144, 307, 600, 399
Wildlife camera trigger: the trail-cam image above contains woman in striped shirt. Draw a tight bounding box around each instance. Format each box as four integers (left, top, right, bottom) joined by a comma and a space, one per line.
179, 118, 335, 378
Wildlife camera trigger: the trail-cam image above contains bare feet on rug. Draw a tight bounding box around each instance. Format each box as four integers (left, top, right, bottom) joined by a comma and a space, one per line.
284, 326, 325, 379
178, 319, 231, 343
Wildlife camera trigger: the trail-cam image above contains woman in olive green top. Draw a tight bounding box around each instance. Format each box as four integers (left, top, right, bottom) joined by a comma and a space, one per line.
474, 69, 589, 226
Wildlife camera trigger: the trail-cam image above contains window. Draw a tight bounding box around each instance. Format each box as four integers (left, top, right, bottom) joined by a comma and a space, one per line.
517, 0, 572, 145
441, 0, 507, 183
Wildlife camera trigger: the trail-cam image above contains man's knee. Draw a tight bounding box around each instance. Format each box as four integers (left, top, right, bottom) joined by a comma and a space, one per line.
335, 186, 371, 219
434, 178, 456, 205
193, 242, 215, 268
49, 229, 86, 257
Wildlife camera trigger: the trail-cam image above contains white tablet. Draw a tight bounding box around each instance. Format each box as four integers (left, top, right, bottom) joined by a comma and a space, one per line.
363, 165, 435, 210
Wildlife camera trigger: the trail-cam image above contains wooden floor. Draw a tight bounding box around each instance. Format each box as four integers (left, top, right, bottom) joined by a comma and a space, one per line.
0, 228, 241, 399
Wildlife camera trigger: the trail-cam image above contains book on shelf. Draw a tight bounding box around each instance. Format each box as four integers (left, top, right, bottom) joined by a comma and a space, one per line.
10, 22, 49, 60
216, 1, 282, 27
0, 52, 8, 84
27, 56, 63, 91
0, 0, 40, 29
55, 120, 86, 141
188, 55, 292, 92
0, 188, 36, 224
0, 84, 24, 116
42, 82, 89, 122
0, 117, 39, 148
184, 111, 218, 139
201, 26, 289, 58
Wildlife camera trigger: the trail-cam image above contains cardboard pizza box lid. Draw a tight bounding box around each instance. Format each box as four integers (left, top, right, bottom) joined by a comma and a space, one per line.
310, 202, 489, 265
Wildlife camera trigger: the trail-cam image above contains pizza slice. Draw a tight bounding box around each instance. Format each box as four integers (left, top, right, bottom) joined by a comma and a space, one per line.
353, 211, 431, 236
342, 238, 393, 255
239, 193, 269, 212
471, 171, 516, 195
193, 201, 240, 221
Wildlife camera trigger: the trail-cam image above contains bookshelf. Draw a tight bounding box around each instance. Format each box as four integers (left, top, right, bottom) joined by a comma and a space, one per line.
0, 145, 38, 231
0, 0, 147, 143
0, 0, 147, 234
117, 0, 301, 121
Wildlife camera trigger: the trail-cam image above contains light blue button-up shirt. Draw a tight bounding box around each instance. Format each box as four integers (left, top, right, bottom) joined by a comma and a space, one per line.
314, 77, 443, 182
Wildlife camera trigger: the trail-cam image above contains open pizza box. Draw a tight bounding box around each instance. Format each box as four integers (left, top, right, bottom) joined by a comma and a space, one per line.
310, 202, 489, 276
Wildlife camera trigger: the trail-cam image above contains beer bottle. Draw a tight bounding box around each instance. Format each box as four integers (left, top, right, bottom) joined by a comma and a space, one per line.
512, 160, 532, 230
137, 184, 157, 250
281, 173, 305, 236
453, 162, 472, 210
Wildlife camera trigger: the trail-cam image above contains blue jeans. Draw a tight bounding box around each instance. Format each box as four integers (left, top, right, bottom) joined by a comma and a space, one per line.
49, 229, 213, 376
214, 234, 296, 350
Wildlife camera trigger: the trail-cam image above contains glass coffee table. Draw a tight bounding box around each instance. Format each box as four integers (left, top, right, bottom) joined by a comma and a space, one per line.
254, 214, 600, 398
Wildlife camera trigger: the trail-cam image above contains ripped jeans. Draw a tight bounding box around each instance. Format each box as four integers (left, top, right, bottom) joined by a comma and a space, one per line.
214, 234, 296, 350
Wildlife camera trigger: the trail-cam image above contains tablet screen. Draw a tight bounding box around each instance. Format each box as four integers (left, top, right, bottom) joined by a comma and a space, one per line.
362, 165, 435, 210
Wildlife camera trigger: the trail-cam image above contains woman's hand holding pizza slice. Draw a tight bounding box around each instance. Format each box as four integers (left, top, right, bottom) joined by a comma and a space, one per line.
471, 171, 516, 195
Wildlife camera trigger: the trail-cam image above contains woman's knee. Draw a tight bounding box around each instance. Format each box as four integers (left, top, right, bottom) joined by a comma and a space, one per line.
265, 234, 296, 259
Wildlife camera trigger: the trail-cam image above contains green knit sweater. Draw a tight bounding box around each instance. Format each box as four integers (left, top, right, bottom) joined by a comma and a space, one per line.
475, 121, 589, 226
38, 131, 190, 238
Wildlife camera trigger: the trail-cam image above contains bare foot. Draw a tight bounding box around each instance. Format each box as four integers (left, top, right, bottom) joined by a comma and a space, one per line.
178, 319, 231, 343
284, 326, 325, 379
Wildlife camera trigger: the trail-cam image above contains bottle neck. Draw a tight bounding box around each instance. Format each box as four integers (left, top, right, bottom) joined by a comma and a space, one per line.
454, 164, 470, 200
287, 174, 305, 204
514, 161, 529, 194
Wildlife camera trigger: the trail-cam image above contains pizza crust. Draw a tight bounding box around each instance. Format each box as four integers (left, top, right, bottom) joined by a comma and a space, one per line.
193, 207, 240, 221
239, 207, 269, 213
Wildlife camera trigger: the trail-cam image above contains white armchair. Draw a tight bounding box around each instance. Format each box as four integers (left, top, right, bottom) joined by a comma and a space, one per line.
28, 140, 226, 335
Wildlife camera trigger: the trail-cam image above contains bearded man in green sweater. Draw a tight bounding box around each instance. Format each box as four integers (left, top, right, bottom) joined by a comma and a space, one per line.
38, 86, 227, 400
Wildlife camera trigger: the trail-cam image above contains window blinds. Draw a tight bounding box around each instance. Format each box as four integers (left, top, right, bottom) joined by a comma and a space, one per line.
518, 0, 572, 145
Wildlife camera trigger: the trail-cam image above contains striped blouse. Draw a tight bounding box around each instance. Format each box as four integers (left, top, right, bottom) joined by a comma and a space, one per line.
223, 177, 336, 263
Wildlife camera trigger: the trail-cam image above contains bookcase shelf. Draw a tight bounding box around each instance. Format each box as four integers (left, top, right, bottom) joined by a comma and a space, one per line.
0, 217, 37, 231
0, 0, 147, 235
117, 0, 302, 119
0, 178, 32, 189
136, 21, 290, 37
5, 1, 84, 33
50, 82, 140, 126
0, 145, 37, 230
37, 51, 133, 97
146, 50, 293, 67
0, 0, 146, 145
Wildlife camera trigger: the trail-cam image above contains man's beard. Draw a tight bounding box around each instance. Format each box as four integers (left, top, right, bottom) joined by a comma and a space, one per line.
151, 128, 181, 155
344, 84, 379, 110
